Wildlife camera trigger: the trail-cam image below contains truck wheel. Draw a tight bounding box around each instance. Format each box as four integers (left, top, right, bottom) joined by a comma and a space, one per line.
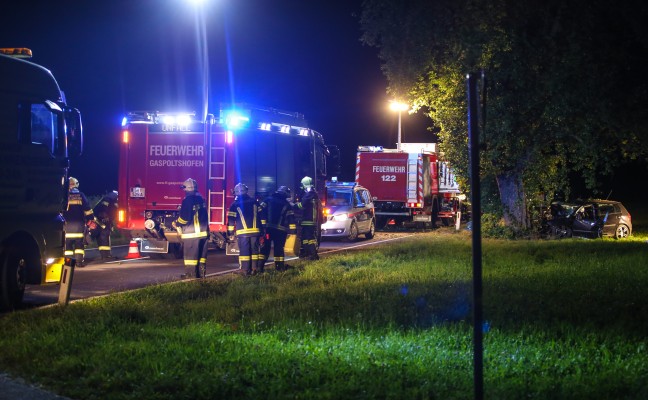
365, 219, 375, 239
0, 246, 28, 311
346, 221, 359, 242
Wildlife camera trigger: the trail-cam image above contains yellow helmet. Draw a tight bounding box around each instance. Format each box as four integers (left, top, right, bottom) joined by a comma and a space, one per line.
300, 176, 313, 189
69, 177, 79, 189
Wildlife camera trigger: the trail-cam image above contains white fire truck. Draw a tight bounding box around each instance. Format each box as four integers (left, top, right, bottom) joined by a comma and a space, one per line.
117, 104, 338, 256
355, 143, 462, 228
0, 48, 83, 310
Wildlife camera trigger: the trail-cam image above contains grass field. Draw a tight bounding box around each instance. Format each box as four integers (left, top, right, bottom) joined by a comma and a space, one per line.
1, 211, 647, 399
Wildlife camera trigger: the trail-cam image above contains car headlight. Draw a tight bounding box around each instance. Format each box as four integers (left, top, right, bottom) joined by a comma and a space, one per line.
332, 213, 349, 221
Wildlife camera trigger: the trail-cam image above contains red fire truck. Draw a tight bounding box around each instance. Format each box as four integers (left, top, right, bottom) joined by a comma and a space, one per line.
117, 104, 337, 256
355, 143, 462, 229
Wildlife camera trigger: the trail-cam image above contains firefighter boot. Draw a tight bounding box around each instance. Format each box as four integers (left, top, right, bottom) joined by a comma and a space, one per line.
196, 263, 206, 279
180, 268, 195, 279
257, 259, 265, 274
76, 255, 86, 268
100, 250, 116, 260
275, 261, 285, 271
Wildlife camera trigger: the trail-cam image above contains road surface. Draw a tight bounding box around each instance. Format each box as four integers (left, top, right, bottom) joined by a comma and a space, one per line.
19, 231, 417, 309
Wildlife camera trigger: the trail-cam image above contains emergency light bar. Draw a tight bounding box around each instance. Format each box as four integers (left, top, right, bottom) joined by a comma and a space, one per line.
123, 111, 198, 125
0, 48, 32, 58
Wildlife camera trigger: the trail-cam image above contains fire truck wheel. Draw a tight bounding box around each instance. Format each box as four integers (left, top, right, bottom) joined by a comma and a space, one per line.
365, 219, 375, 239
0, 245, 28, 311
345, 221, 359, 242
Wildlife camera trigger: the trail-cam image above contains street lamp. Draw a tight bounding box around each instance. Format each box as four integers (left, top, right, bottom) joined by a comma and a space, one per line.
389, 101, 409, 151
188, 0, 210, 122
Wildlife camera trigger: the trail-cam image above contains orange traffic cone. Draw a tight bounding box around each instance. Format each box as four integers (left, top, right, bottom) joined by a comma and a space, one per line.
125, 240, 141, 259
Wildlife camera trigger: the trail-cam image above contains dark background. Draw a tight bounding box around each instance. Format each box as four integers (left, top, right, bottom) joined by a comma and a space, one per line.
1, 0, 431, 196
2, 0, 645, 212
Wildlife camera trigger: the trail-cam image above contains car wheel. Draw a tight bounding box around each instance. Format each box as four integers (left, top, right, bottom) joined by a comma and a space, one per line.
0, 245, 28, 311
615, 224, 630, 239
365, 219, 375, 239
345, 221, 359, 242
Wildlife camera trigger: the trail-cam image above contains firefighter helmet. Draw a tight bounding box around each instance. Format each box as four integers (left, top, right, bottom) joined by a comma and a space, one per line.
233, 183, 249, 196
105, 190, 118, 201
277, 186, 291, 198
300, 176, 313, 190
181, 178, 197, 192
69, 177, 79, 189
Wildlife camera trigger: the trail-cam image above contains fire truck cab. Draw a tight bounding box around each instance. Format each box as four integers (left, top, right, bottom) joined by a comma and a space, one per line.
117, 104, 337, 256
0, 48, 83, 310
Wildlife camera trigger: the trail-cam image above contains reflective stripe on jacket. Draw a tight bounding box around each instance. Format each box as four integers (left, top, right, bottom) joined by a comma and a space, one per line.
175, 192, 209, 239
227, 194, 265, 237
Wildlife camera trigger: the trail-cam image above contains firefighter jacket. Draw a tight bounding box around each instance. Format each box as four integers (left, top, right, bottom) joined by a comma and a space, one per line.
64, 188, 94, 238
295, 189, 320, 226
93, 195, 118, 229
260, 192, 296, 233
175, 192, 209, 239
227, 194, 266, 237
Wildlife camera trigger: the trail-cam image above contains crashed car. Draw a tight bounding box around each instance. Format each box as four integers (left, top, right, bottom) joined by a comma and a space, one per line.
544, 199, 632, 239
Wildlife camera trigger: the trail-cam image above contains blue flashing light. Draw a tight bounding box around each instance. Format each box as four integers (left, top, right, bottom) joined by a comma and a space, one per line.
223, 110, 251, 130
121, 116, 128, 127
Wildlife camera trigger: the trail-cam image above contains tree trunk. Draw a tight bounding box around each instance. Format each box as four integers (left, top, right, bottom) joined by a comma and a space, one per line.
496, 171, 529, 230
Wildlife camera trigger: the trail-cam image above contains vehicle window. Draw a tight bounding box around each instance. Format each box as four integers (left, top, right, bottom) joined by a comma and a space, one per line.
582, 205, 595, 220
598, 204, 615, 220
327, 190, 351, 206
30, 103, 60, 155
354, 191, 364, 206
361, 190, 371, 205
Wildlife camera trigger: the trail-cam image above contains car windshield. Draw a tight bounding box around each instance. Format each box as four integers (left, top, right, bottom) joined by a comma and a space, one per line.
327, 190, 352, 206
551, 203, 579, 218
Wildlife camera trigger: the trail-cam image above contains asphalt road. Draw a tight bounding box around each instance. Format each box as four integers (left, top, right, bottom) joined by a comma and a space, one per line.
20, 231, 417, 309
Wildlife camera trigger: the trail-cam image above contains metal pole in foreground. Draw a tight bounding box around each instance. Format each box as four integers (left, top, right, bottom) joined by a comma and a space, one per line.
467, 72, 483, 400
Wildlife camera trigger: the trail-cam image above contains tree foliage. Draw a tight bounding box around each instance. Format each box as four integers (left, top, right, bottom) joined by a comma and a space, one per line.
360, 0, 648, 231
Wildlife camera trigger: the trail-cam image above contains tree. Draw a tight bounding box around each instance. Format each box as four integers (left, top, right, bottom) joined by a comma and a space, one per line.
360, 0, 648, 231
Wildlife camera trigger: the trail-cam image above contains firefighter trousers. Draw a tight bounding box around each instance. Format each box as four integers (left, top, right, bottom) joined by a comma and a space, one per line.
300, 225, 318, 260
237, 235, 261, 274
182, 237, 208, 278
64, 235, 85, 266
93, 225, 113, 259
260, 228, 287, 271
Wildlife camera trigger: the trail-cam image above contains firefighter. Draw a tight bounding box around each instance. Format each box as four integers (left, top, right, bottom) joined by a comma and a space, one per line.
64, 177, 94, 267
259, 186, 296, 272
295, 176, 320, 260
172, 178, 209, 279
227, 183, 266, 275
89, 190, 118, 260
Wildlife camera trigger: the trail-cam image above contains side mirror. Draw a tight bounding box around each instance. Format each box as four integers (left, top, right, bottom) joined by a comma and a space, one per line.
65, 107, 83, 157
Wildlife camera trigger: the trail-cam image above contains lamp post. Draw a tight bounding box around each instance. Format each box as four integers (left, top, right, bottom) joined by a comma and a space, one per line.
389, 101, 409, 151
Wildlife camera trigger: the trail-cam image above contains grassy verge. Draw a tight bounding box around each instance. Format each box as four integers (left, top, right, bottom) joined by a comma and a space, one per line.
1, 229, 647, 399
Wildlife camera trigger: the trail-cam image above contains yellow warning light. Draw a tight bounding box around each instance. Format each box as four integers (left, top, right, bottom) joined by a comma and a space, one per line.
0, 48, 33, 58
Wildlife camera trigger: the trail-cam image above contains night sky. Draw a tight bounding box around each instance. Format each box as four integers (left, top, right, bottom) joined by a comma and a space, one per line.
1, 0, 432, 196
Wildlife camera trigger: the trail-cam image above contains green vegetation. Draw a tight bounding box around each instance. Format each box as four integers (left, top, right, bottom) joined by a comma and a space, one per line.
1, 228, 647, 399
359, 0, 648, 229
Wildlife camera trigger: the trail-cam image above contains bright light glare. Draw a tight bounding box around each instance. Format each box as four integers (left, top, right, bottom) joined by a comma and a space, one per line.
389, 101, 409, 112
176, 114, 192, 125
162, 115, 175, 124
332, 213, 349, 221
